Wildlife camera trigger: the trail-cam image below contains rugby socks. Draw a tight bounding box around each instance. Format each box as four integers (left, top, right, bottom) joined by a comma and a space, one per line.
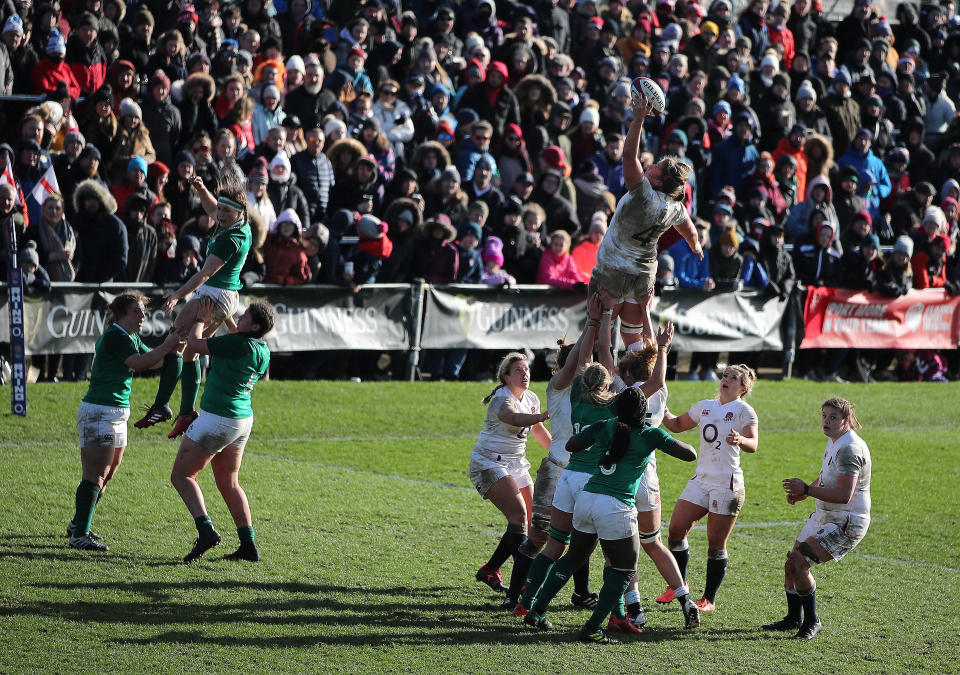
797, 583, 818, 625
532, 557, 576, 614
625, 589, 642, 617
785, 586, 802, 623
488, 523, 526, 571
674, 585, 695, 610
238, 526, 255, 543
508, 549, 534, 600
704, 549, 728, 603
584, 567, 632, 632
519, 553, 556, 608
155, 353, 183, 407
195, 514, 216, 538
71, 480, 100, 537
180, 359, 202, 417
573, 562, 591, 596
669, 538, 690, 581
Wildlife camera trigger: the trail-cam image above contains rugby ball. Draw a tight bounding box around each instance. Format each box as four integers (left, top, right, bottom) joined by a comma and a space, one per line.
631, 77, 666, 115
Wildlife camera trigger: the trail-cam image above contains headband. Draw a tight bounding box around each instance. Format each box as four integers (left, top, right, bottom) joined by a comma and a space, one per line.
217, 195, 244, 212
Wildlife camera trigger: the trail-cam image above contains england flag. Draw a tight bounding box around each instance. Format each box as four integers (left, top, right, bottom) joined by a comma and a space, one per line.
30, 165, 59, 205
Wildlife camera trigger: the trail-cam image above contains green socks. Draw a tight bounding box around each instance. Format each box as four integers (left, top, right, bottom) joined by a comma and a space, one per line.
72, 480, 100, 537
155, 353, 183, 407
238, 526, 255, 543
180, 359, 201, 416
531, 557, 576, 614
585, 567, 632, 632
518, 553, 556, 609
195, 515, 215, 538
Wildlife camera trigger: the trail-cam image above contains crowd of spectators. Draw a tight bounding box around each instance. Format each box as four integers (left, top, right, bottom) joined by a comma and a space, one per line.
0, 0, 958, 381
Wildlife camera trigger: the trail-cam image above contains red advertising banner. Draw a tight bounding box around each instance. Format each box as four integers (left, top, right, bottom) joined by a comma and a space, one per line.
802, 287, 960, 349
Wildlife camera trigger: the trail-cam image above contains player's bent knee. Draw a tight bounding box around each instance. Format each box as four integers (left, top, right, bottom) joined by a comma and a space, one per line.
518, 536, 542, 557
668, 537, 689, 552
796, 541, 821, 568
532, 511, 551, 534
549, 526, 571, 545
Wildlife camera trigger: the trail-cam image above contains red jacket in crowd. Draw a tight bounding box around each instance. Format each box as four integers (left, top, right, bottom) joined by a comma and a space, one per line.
32, 57, 81, 99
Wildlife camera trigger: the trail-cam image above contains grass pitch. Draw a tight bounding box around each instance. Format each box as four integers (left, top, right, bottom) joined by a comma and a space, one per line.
1, 378, 958, 673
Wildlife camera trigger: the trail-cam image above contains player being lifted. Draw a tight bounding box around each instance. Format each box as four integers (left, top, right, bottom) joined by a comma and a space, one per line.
590, 94, 702, 346
135, 177, 252, 439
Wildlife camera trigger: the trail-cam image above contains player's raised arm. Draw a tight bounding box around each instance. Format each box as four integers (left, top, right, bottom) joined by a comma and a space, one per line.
623, 95, 654, 192
675, 215, 704, 260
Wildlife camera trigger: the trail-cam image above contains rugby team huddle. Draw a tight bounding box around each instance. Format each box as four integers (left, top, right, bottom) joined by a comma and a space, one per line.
467, 97, 873, 645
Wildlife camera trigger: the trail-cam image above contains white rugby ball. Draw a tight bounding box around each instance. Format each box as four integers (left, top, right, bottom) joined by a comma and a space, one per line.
631, 77, 665, 115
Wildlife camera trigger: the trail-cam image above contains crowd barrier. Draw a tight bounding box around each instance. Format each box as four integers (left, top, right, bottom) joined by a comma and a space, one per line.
2, 283, 958, 380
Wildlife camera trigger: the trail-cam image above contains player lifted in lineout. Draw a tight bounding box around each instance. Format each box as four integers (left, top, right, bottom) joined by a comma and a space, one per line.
590, 93, 702, 347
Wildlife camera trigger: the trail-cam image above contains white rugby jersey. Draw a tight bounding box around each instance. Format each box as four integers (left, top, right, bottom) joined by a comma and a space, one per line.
687, 398, 758, 487
597, 177, 688, 274
816, 430, 872, 518
545, 380, 573, 466
475, 388, 541, 460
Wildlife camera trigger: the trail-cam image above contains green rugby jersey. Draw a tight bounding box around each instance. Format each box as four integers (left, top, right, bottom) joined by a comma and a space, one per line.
564, 374, 618, 475
205, 221, 251, 290
577, 420, 676, 507
82, 324, 148, 408
199, 333, 270, 418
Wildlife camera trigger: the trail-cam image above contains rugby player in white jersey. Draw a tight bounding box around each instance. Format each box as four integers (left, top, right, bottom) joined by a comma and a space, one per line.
765, 397, 872, 640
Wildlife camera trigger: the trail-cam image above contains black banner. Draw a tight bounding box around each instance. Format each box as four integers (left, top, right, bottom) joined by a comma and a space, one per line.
0, 284, 412, 354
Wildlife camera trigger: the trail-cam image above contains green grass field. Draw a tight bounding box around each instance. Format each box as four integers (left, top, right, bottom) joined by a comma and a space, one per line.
1, 378, 959, 673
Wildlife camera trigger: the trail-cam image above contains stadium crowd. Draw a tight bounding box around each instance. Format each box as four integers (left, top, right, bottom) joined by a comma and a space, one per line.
0, 0, 958, 382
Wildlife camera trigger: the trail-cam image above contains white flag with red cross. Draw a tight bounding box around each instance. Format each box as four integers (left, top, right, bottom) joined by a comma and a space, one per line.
30, 165, 59, 205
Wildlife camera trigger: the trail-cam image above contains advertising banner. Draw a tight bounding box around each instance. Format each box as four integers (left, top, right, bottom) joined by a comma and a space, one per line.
653, 289, 785, 351
801, 287, 960, 349
0, 285, 412, 354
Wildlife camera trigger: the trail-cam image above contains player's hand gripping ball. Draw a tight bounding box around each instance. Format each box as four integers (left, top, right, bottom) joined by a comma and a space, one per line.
631, 77, 666, 115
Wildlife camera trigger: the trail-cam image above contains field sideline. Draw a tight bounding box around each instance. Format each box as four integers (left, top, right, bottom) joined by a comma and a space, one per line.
1, 379, 958, 673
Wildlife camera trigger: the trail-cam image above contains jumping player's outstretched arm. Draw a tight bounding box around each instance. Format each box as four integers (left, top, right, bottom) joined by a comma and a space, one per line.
552, 293, 603, 391
675, 215, 704, 260
623, 96, 654, 192
191, 176, 218, 217
640, 322, 673, 399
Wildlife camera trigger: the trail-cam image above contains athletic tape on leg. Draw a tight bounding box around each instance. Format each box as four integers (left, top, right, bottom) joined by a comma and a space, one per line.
548, 527, 571, 544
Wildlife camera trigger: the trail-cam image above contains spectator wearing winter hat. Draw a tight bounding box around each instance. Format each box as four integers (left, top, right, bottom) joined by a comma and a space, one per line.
64, 11, 108, 96
836, 128, 891, 201
711, 227, 744, 291
737, 0, 770, 61
455, 221, 484, 284
537, 229, 586, 290
372, 79, 415, 160
710, 112, 759, 198
464, 155, 505, 223
266, 151, 309, 232
18, 240, 52, 295
821, 67, 861, 156
263, 208, 311, 286
571, 212, 608, 282
111, 156, 158, 218
32, 30, 82, 99
411, 217, 459, 284
772, 123, 809, 200
52, 131, 87, 189
252, 83, 287, 147
112, 98, 156, 182
246, 157, 277, 228
481, 236, 516, 286
454, 60, 520, 141
140, 70, 182, 169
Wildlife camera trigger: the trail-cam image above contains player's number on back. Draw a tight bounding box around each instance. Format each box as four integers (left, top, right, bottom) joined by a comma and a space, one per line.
703, 423, 721, 450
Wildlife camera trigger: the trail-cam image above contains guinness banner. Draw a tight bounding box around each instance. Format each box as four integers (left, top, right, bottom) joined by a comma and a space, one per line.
3, 284, 794, 354
0, 284, 412, 354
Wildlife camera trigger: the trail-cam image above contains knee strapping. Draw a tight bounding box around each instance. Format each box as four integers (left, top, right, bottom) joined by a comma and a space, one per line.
507, 522, 528, 536
531, 512, 551, 534
548, 527, 571, 544
797, 541, 821, 567
669, 538, 689, 552
608, 566, 636, 584
517, 537, 540, 558
620, 321, 645, 335
639, 527, 661, 544
707, 548, 728, 561
795, 581, 816, 596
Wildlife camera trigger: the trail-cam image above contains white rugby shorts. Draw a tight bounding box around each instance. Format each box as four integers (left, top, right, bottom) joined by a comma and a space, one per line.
634, 463, 661, 513
679, 477, 745, 516
797, 512, 869, 562
468, 448, 532, 498
551, 468, 592, 513
572, 491, 639, 540
193, 285, 240, 324
186, 409, 253, 454
77, 402, 129, 448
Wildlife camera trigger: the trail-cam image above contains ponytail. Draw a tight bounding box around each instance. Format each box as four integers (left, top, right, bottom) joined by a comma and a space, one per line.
599, 387, 648, 468
483, 352, 527, 404
580, 363, 615, 407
